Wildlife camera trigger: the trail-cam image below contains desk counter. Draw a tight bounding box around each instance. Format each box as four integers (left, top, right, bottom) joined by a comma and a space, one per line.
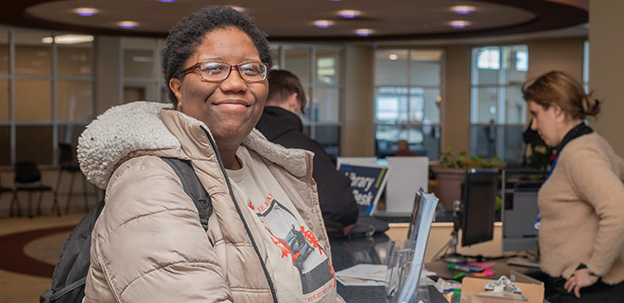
330, 234, 448, 303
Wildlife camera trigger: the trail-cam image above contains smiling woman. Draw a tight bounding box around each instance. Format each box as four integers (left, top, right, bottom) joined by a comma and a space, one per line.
77, 5, 341, 303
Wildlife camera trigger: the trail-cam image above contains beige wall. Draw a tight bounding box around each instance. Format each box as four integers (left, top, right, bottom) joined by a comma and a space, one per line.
589, 1, 624, 157
341, 45, 376, 156
526, 38, 584, 82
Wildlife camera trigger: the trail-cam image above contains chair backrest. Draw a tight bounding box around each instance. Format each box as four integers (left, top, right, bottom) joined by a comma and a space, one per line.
15, 161, 42, 184
58, 143, 75, 166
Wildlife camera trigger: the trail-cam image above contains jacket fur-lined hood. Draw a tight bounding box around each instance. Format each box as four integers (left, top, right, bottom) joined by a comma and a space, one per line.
78, 101, 309, 189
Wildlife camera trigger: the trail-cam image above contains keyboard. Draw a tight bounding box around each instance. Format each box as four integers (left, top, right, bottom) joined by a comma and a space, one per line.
506, 257, 540, 269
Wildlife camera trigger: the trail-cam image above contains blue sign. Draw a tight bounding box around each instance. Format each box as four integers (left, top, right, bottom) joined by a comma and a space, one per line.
338, 163, 389, 215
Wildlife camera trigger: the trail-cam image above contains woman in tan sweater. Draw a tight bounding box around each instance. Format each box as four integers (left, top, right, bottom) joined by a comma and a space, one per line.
523, 71, 624, 302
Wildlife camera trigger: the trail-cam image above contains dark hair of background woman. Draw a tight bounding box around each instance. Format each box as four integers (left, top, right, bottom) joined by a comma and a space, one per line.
162, 5, 272, 107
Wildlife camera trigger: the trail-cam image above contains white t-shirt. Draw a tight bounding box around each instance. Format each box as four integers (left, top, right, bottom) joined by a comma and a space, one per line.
227, 146, 336, 303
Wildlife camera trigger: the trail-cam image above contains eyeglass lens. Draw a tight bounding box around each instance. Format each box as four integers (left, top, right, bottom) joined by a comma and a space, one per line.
199, 61, 266, 82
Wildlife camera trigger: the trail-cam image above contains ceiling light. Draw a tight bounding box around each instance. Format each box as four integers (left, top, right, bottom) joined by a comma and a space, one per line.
338, 10, 360, 19
158, 0, 176, 2
118, 21, 139, 29
230, 6, 245, 12
74, 7, 98, 16
449, 20, 470, 29
451, 5, 475, 14
355, 29, 373, 37
389, 54, 398, 60
41, 34, 94, 44
314, 20, 334, 28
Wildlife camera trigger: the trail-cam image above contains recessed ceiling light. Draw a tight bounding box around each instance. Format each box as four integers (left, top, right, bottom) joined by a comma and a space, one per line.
158, 0, 176, 2
314, 20, 334, 28
41, 34, 94, 44
74, 7, 98, 16
338, 10, 360, 19
355, 28, 373, 37
451, 5, 475, 14
118, 21, 139, 29
449, 20, 470, 29
389, 54, 398, 60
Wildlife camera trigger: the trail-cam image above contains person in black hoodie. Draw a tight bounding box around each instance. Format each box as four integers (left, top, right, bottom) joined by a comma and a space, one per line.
256, 69, 358, 236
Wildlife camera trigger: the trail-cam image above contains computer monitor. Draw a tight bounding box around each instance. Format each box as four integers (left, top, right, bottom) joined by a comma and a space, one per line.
501, 169, 545, 253
460, 168, 499, 247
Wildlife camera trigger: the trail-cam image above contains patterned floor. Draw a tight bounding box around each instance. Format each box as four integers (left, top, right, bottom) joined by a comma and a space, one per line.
0, 213, 83, 302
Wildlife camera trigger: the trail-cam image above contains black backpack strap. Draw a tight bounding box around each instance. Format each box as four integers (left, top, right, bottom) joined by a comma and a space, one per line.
161, 157, 212, 232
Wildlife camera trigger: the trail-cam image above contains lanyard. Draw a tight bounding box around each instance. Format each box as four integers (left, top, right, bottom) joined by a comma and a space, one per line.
546, 156, 558, 180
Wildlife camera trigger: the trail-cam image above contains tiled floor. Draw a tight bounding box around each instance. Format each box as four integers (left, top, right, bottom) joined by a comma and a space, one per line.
0, 212, 84, 302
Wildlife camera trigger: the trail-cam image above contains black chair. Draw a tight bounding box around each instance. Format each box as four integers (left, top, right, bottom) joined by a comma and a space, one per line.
54, 143, 97, 214
0, 174, 12, 203
10, 161, 60, 218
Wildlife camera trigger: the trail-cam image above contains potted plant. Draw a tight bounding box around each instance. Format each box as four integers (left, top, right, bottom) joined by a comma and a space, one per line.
433, 148, 503, 211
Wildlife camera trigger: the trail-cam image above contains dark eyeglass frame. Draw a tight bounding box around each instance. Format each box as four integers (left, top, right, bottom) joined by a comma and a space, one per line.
178, 60, 268, 83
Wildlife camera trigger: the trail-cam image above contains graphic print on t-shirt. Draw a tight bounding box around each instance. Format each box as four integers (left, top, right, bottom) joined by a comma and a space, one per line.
249, 193, 335, 301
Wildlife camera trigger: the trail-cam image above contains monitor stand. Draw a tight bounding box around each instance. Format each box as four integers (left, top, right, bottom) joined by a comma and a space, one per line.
438, 200, 467, 263
442, 225, 467, 264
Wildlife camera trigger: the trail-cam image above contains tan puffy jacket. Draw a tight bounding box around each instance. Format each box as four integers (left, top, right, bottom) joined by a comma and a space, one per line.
78, 102, 336, 302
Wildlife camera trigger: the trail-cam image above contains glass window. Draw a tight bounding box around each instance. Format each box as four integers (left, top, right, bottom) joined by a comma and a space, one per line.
410, 50, 442, 86
502, 125, 525, 165
473, 47, 499, 85
16, 125, 53, 164
503, 45, 528, 85
57, 81, 93, 122
284, 47, 310, 84
504, 85, 525, 124
57, 124, 86, 151
124, 82, 162, 103
270, 45, 280, 70
375, 49, 408, 86
471, 86, 498, 124
0, 31, 8, 74
471, 124, 497, 158
312, 87, 340, 123
58, 42, 93, 76
422, 88, 441, 124
314, 124, 341, 156
123, 38, 156, 79
317, 49, 340, 85
15, 31, 52, 76
15, 79, 51, 121
470, 45, 528, 165
374, 48, 443, 159
0, 79, 8, 120
273, 44, 344, 155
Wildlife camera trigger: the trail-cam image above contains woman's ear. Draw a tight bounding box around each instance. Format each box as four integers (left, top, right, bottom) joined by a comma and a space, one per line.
169, 78, 183, 110
552, 103, 566, 122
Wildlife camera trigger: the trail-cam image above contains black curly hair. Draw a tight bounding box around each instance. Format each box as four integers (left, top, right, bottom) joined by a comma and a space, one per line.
162, 5, 272, 107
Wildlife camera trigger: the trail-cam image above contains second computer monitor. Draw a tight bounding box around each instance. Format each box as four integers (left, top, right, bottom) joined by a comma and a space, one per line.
461, 168, 499, 247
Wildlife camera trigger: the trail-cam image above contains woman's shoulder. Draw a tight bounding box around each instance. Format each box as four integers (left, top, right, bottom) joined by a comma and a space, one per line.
106, 156, 194, 211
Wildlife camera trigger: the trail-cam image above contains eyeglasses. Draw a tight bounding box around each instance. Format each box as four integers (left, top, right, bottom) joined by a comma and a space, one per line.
179, 60, 268, 83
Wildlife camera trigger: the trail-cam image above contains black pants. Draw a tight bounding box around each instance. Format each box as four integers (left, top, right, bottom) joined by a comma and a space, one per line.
528, 271, 624, 303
